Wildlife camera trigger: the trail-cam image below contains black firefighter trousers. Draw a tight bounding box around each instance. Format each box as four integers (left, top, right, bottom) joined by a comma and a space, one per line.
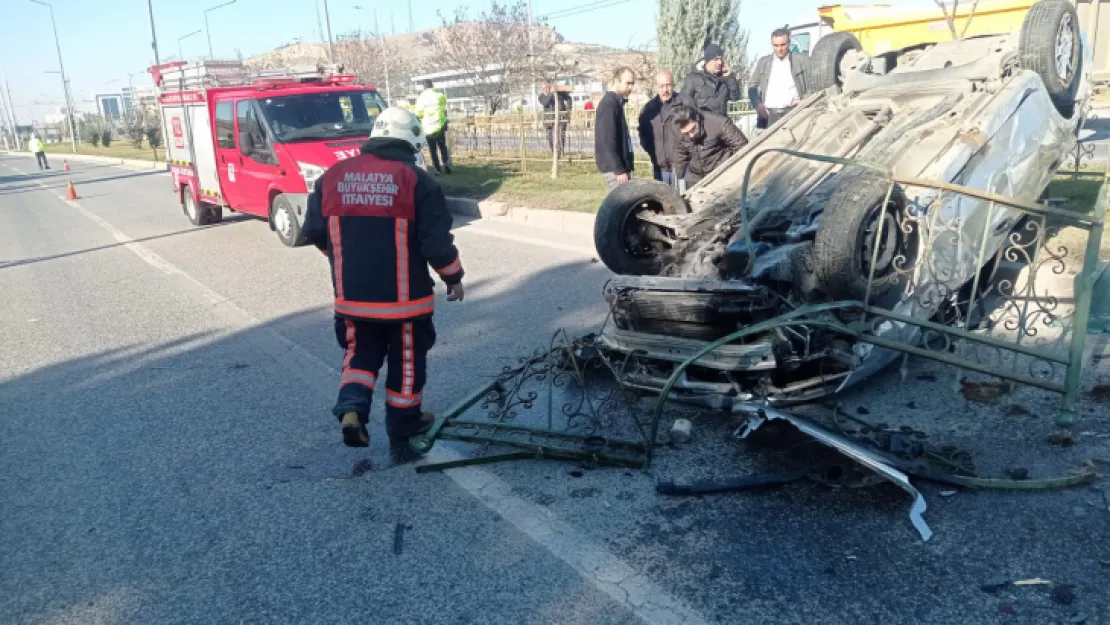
333, 316, 436, 437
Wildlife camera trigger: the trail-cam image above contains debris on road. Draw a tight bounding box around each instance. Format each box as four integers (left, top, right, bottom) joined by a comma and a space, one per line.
959, 379, 1013, 404
669, 419, 693, 444
1013, 578, 1053, 586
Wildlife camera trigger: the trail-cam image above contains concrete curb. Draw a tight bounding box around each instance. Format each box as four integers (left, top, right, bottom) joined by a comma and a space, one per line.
446, 196, 596, 236
1, 149, 167, 171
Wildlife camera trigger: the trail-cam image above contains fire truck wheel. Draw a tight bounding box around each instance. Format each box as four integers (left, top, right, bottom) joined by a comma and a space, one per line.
271, 194, 306, 247
182, 187, 222, 226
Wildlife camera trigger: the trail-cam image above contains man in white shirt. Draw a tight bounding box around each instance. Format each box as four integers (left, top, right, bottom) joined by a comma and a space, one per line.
748, 28, 811, 130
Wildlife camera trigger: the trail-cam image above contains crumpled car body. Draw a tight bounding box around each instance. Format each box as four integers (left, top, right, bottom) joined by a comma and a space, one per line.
594, 3, 1094, 408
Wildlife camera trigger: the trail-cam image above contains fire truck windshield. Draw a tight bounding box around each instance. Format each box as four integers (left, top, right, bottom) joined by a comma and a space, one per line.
259, 90, 388, 142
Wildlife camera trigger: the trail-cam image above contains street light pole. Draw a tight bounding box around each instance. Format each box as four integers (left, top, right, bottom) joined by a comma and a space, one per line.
323, 0, 335, 63
204, 0, 237, 60
30, 0, 78, 153
147, 0, 162, 65
178, 29, 202, 64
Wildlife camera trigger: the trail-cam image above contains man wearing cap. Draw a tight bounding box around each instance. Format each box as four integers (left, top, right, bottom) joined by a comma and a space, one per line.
680, 43, 742, 117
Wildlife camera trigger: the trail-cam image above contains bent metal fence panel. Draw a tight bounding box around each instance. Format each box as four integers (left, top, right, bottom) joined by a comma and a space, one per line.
721, 149, 1109, 427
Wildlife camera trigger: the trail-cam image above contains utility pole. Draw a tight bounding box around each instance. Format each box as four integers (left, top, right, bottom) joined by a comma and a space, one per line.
147, 0, 162, 65
30, 0, 78, 153
323, 0, 335, 63
2, 74, 20, 148
205, 0, 237, 60
375, 8, 392, 104
527, 0, 538, 125
408, 0, 414, 33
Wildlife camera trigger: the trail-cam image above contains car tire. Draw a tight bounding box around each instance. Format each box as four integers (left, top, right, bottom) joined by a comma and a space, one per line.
813, 169, 915, 301
593, 179, 686, 276
809, 32, 863, 92
182, 187, 222, 226
271, 193, 306, 247
1019, 0, 1082, 118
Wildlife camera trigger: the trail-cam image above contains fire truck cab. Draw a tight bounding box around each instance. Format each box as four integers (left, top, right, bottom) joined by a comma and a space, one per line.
149, 60, 395, 247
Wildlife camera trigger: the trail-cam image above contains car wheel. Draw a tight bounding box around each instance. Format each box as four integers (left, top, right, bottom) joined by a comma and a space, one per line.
809, 32, 863, 92
271, 193, 306, 247
593, 179, 686, 276
1019, 0, 1082, 118
813, 169, 916, 301
182, 187, 222, 226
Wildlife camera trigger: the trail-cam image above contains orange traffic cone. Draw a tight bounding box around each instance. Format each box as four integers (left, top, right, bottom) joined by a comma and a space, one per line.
66, 180, 78, 200
63, 159, 69, 172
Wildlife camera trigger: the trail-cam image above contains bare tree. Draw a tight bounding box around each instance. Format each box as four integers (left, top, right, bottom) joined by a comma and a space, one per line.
431, 0, 536, 114
335, 30, 418, 103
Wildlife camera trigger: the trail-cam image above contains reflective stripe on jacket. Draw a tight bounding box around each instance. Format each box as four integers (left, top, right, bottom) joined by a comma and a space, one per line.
303, 138, 463, 322
415, 88, 448, 135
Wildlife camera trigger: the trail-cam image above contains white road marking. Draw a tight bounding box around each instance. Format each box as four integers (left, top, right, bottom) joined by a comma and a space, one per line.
1, 156, 713, 625
456, 223, 598, 258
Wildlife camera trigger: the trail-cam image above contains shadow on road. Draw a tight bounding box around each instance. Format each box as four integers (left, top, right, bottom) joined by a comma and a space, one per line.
0, 169, 166, 197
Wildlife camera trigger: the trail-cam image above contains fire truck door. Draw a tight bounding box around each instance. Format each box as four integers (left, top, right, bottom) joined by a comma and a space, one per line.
213, 100, 252, 212
231, 99, 282, 216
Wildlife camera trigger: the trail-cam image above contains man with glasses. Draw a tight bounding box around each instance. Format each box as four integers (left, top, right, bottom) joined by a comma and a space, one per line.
670, 105, 748, 186
638, 70, 692, 186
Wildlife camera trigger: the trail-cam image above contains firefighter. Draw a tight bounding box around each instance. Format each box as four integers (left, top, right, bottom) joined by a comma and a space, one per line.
303, 106, 465, 452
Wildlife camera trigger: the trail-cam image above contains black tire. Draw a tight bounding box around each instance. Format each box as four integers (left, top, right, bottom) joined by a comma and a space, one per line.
182, 187, 221, 226
813, 169, 915, 301
1019, 0, 1082, 118
593, 179, 686, 276
809, 32, 863, 92
271, 193, 306, 247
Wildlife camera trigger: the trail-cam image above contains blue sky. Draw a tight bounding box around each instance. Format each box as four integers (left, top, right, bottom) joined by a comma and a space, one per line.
2, 0, 938, 122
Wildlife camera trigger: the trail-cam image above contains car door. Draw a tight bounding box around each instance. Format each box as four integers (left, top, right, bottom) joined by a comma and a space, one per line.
212, 99, 252, 211
233, 98, 282, 216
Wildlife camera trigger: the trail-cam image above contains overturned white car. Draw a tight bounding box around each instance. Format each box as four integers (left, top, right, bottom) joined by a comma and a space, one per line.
593, 0, 1094, 407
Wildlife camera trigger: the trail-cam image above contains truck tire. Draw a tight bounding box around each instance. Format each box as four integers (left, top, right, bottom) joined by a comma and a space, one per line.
271, 193, 306, 247
593, 179, 686, 276
1019, 0, 1082, 118
182, 186, 222, 226
813, 169, 914, 301
809, 32, 863, 92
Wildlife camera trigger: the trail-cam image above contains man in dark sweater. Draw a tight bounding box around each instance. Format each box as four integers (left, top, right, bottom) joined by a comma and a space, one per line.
671, 105, 749, 185
638, 69, 692, 186
593, 66, 637, 190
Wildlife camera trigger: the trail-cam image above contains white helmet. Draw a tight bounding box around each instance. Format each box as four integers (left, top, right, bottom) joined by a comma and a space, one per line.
371, 106, 426, 151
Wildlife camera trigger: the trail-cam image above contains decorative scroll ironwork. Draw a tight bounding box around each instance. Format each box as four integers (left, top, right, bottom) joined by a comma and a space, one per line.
1068, 112, 1100, 176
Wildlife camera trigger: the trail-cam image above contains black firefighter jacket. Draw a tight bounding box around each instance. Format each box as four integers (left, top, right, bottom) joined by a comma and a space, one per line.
673, 110, 749, 185
304, 137, 464, 323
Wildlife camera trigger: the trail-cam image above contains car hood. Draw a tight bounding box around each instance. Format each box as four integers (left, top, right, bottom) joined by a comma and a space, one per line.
277, 137, 370, 167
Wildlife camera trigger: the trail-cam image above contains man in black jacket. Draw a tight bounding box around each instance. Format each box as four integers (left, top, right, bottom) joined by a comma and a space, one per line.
680, 43, 742, 116
303, 107, 466, 452
638, 69, 692, 185
594, 66, 637, 189
671, 105, 749, 185
538, 83, 573, 157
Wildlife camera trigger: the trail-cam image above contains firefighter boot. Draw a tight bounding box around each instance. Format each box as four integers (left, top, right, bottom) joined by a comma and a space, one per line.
340, 412, 369, 448
387, 411, 436, 464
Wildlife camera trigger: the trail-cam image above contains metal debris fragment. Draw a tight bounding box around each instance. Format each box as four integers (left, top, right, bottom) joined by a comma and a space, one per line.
1014, 578, 1052, 586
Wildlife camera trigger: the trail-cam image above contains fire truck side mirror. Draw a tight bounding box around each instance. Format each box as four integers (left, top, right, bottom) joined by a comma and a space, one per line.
238, 131, 253, 156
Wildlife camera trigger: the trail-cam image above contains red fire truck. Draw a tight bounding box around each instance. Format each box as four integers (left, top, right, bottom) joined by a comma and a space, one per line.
149, 60, 403, 247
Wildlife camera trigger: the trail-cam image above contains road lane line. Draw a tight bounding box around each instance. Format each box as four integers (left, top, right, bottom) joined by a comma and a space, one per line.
3, 157, 713, 625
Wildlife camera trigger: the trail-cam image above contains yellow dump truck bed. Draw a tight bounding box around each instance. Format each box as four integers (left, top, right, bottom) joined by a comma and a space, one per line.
819, 0, 1038, 55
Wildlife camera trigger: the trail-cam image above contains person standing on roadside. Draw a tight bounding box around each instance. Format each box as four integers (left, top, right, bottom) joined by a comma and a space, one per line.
681, 43, 742, 117
415, 80, 452, 174
538, 83, 573, 157
28, 134, 49, 170
748, 28, 811, 130
637, 70, 691, 185
594, 67, 636, 190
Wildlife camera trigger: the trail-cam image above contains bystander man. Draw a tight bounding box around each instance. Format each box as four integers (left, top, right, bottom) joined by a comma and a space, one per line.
748, 28, 811, 130
638, 70, 691, 185
671, 105, 748, 185
681, 43, 742, 116
594, 67, 636, 190
539, 83, 573, 157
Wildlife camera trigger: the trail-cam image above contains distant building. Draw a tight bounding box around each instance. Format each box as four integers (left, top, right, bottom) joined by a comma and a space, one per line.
410, 65, 606, 114
95, 94, 124, 120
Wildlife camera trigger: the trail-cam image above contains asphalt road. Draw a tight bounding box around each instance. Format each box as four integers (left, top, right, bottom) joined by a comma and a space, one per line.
2, 153, 1109, 625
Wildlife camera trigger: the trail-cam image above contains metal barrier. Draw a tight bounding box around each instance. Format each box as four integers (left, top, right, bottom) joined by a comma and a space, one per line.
440, 102, 758, 169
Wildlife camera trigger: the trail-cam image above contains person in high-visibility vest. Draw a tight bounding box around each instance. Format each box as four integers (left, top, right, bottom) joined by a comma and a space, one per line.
414, 80, 452, 175
28, 134, 50, 170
